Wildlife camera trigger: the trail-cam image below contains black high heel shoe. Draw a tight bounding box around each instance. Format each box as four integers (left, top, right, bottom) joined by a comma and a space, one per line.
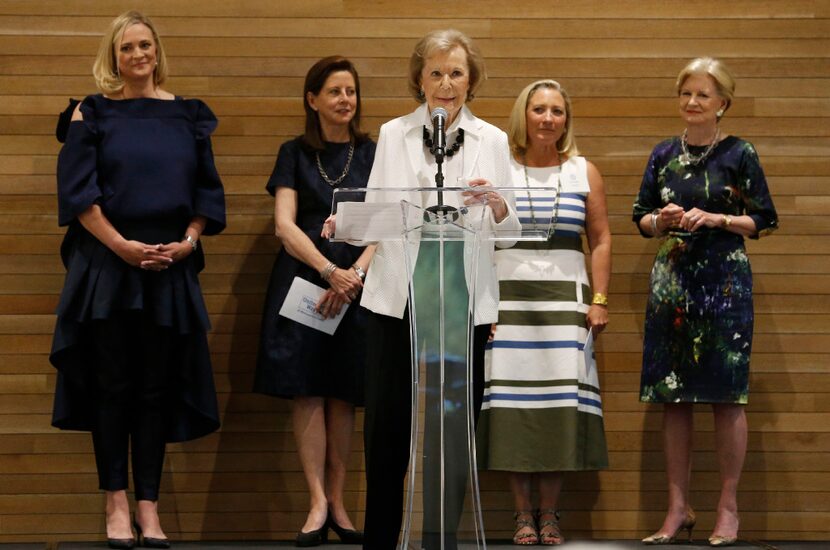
107, 536, 136, 550
326, 511, 364, 544
295, 521, 328, 547
106, 513, 135, 549
133, 517, 171, 549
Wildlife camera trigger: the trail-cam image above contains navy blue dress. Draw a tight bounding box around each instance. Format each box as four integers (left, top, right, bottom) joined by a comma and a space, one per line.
253, 137, 375, 404
50, 94, 226, 442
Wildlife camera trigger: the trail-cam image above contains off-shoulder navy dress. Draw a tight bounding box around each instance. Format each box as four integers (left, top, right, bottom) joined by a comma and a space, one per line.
50, 94, 226, 442
253, 137, 375, 404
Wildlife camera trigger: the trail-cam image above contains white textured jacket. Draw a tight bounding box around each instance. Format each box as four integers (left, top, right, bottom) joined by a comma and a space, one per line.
359, 104, 520, 325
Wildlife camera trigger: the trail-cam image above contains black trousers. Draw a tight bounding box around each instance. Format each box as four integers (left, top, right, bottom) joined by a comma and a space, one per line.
90, 312, 172, 501
362, 309, 489, 550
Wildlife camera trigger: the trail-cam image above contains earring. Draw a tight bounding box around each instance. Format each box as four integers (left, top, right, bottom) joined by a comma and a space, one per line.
716, 109, 725, 117
418, 88, 425, 100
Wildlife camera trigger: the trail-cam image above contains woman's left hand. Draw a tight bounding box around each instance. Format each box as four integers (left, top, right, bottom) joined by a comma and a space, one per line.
316, 288, 348, 319
586, 304, 608, 335
462, 178, 508, 222
141, 240, 192, 269
679, 207, 720, 232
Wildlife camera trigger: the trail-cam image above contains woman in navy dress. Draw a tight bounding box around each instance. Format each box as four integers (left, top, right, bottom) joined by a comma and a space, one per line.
51, 11, 225, 549
633, 58, 777, 547
254, 56, 375, 547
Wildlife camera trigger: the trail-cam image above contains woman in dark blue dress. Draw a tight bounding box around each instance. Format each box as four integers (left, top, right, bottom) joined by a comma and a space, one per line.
633, 58, 777, 547
254, 56, 375, 547
51, 11, 225, 549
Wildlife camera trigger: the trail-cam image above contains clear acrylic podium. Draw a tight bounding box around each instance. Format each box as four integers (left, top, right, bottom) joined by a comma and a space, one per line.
330, 186, 554, 550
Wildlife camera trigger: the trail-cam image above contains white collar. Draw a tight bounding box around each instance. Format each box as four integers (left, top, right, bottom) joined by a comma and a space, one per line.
405, 103, 482, 137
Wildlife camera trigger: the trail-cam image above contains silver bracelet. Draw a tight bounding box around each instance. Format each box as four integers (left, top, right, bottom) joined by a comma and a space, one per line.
352, 264, 366, 281
320, 261, 337, 282
184, 234, 198, 251
650, 209, 663, 237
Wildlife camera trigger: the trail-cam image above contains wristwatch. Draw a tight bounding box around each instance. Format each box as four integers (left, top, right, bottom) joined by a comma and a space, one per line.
352, 264, 366, 281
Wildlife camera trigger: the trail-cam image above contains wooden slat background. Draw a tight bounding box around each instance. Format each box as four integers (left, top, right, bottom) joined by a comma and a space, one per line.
1, 0, 828, 544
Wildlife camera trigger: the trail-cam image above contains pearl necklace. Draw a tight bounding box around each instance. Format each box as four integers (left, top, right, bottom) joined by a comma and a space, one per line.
679, 127, 720, 166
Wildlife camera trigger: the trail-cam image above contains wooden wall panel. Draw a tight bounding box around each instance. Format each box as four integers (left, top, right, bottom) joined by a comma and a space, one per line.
0, 0, 828, 544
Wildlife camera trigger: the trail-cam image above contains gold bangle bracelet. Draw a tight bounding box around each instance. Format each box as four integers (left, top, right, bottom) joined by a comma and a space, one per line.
592, 292, 608, 306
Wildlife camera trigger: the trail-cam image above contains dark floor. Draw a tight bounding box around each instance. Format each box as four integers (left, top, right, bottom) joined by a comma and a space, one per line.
23, 539, 824, 549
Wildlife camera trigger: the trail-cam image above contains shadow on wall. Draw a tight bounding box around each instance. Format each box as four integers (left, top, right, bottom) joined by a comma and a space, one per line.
198, 229, 287, 541
747, 279, 789, 541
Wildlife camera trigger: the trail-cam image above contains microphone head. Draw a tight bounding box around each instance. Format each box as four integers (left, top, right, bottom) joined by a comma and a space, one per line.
431, 107, 448, 123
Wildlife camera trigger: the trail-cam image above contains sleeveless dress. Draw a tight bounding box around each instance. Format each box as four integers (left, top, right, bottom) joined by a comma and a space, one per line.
633, 136, 778, 404
50, 94, 226, 442
253, 137, 375, 404
477, 156, 608, 472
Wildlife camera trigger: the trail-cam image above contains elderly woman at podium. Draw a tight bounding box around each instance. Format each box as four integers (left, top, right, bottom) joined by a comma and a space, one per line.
350, 28, 520, 549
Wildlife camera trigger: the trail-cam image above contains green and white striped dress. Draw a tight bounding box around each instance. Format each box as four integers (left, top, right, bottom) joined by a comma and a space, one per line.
476, 156, 608, 472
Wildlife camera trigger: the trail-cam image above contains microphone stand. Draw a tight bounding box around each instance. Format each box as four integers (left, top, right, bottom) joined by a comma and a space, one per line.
434, 144, 445, 206
426, 126, 458, 222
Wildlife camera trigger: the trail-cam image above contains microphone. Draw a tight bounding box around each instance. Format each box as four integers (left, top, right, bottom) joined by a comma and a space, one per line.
431, 107, 448, 162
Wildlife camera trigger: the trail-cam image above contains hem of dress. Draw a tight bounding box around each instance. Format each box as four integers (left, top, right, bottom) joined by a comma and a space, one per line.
480, 463, 609, 473
639, 397, 749, 405
252, 387, 364, 407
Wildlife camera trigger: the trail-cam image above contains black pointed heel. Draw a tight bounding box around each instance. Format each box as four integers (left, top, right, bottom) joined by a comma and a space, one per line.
107, 537, 136, 550
295, 522, 328, 547
133, 517, 171, 549
326, 512, 364, 544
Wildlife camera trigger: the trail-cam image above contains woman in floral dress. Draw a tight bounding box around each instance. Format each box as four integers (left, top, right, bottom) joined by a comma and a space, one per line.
633, 58, 777, 547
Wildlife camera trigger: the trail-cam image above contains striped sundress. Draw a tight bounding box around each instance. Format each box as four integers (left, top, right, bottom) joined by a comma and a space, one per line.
476, 156, 608, 472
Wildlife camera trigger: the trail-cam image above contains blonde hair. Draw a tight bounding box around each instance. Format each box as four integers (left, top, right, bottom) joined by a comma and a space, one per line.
508, 79, 579, 159
93, 10, 168, 95
408, 29, 486, 103
676, 57, 735, 119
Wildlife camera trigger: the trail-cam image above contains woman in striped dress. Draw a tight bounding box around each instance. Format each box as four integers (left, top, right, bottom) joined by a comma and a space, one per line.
477, 80, 611, 545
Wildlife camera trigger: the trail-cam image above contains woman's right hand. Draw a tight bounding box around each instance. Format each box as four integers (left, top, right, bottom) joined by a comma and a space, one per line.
658, 203, 686, 231
327, 266, 363, 302
321, 215, 337, 238
116, 240, 172, 271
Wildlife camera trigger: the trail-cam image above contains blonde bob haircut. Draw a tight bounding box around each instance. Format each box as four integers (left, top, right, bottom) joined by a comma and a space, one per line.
508, 79, 579, 159
93, 10, 169, 95
676, 57, 735, 120
408, 29, 486, 104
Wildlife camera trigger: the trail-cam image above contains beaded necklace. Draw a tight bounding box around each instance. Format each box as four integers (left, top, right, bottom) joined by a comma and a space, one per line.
423, 126, 465, 158
522, 155, 562, 238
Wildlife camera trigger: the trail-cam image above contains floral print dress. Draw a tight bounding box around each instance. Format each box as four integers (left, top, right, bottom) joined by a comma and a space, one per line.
632, 136, 778, 404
